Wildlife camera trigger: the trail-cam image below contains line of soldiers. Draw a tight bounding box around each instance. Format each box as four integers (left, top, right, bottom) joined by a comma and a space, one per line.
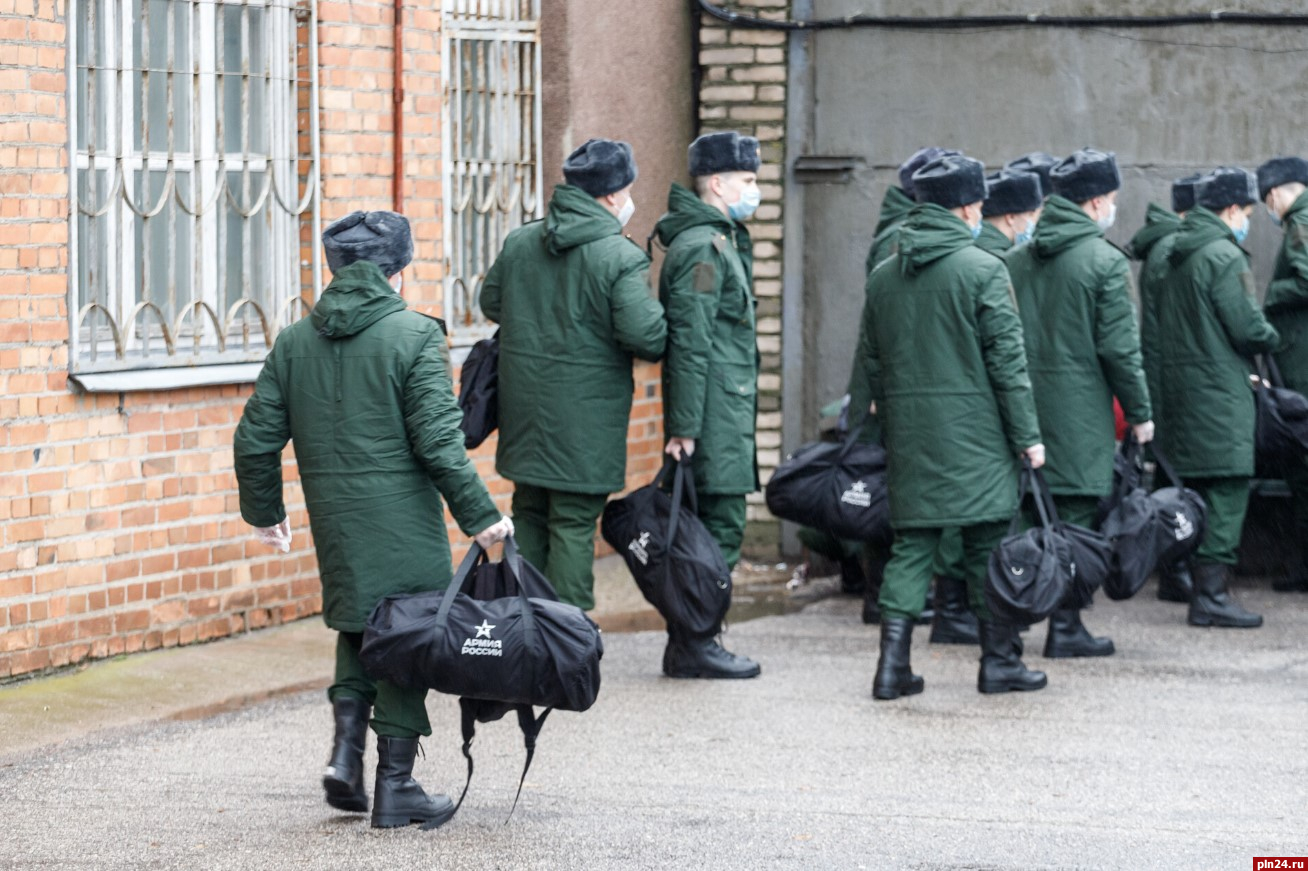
845, 145, 1308, 701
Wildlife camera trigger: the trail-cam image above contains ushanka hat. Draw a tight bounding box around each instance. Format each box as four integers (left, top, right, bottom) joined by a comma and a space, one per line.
982, 170, 1044, 217
688, 131, 761, 177
912, 155, 987, 209
1195, 166, 1259, 210
1256, 156, 1308, 201
1171, 174, 1203, 213
322, 211, 413, 277
563, 138, 638, 197
1004, 152, 1059, 197
898, 147, 961, 199
1050, 148, 1121, 202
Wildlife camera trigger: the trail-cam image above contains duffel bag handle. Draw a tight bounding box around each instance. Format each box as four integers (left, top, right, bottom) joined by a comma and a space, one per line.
436, 542, 490, 628
501, 534, 561, 602
835, 420, 867, 460
1260, 353, 1286, 389
1149, 442, 1187, 489
1009, 458, 1057, 535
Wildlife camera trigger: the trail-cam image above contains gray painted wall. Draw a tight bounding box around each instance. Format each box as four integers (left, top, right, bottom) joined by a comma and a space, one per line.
792, 0, 1308, 439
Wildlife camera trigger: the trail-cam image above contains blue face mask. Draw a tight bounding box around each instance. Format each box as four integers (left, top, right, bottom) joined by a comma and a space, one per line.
1268, 205, 1283, 227
970, 222, 983, 240
1233, 215, 1250, 244
1014, 217, 1036, 246
728, 185, 761, 221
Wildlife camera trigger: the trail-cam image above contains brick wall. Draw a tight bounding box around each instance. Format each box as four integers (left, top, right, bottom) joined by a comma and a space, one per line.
695, 0, 789, 554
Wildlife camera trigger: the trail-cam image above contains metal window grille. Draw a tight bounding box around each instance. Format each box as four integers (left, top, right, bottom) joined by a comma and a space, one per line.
441, 0, 542, 345
67, 0, 321, 373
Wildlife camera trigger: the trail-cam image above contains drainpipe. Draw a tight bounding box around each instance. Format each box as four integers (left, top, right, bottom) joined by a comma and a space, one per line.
392, 0, 404, 215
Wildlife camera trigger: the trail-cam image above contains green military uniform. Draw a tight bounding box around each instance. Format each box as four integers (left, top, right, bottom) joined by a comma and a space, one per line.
234, 260, 501, 738
654, 183, 758, 569
856, 203, 1042, 620
975, 221, 1013, 256
1005, 195, 1153, 510
481, 184, 667, 608
1129, 202, 1182, 413
1155, 204, 1279, 563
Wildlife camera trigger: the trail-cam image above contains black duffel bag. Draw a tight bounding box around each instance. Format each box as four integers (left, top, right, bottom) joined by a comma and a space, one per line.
600, 457, 731, 636
764, 425, 891, 544
1147, 444, 1207, 567
457, 329, 499, 449
1254, 354, 1308, 477
986, 462, 1075, 625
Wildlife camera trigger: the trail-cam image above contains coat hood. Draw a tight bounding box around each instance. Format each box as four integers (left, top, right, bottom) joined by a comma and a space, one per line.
1128, 202, 1180, 261
655, 182, 734, 246
1168, 206, 1239, 266
1030, 195, 1104, 260
896, 203, 976, 275
544, 183, 624, 255
875, 185, 916, 236
311, 260, 408, 339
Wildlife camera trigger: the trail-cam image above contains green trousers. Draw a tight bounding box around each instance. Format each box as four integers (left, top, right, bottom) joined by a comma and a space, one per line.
931, 527, 966, 580
878, 521, 1008, 621
1049, 495, 1100, 529
511, 483, 608, 611
330, 632, 430, 739
1186, 476, 1250, 566
1284, 457, 1308, 539
697, 492, 748, 571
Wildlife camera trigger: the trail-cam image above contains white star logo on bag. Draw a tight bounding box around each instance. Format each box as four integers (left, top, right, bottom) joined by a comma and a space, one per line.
475, 620, 496, 639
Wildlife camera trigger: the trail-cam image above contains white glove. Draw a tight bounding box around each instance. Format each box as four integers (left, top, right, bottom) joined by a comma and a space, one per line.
474, 515, 515, 549
664, 437, 696, 460
1023, 443, 1046, 470
253, 517, 291, 554
1132, 420, 1156, 444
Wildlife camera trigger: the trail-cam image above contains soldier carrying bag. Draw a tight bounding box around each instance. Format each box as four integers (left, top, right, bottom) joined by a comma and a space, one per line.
986, 461, 1075, 625
1253, 354, 1308, 477
600, 456, 732, 637
360, 535, 602, 821
763, 424, 892, 544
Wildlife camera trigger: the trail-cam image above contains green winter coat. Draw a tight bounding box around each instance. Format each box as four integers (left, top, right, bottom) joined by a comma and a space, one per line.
1265, 191, 1308, 394
1153, 207, 1279, 478
976, 221, 1013, 256
856, 203, 1042, 528
864, 185, 915, 274
481, 184, 667, 494
655, 184, 758, 494
1129, 202, 1182, 410
1005, 195, 1152, 497
233, 261, 501, 632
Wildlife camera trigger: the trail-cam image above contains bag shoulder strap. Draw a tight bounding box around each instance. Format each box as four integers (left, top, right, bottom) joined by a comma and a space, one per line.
1149, 442, 1186, 488
448, 701, 553, 827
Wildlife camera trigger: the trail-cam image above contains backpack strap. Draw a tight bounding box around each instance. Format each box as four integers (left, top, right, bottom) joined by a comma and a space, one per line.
443, 700, 554, 827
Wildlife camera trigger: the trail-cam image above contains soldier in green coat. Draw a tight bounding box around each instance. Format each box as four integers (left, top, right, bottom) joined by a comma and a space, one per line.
855, 154, 1047, 700
655, 131, 762, 680
234, 211, 513, 829
1257, 156, 1308, 592
1005, 148, 1155, 660
1130, 174, 1200, 604
1004, 152, 1059, 201
1154, 168, 1275, 628
976, 168, 1043, 256
480, 140, 667, 612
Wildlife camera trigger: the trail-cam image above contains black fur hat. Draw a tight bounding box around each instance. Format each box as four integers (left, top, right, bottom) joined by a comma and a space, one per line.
898, 147, 960, 198
1171, 174, 1203, 213
982, 170, 1043, 217
1004, 152, 1059, 197
322, 210, 413, 277
1050, 148, 1121, 202
1196, 166, 1258, 210
912, 155, 987, 209
563, 138, 638, 197
688, 131, 761, 177
1256, 156, 1308, 201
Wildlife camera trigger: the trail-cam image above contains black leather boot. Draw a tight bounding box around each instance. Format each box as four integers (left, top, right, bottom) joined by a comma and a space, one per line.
928, 576, 979, 645
323, 696, 370, 813
1042, 608, 1114, 658
1188, 562, 1263, 628
370, 737, 455, 830
872, 618, 924, 700
663, 627, 761, 679
1157, 560, 1194, 602
838, 553, 867, 595
978, 621, 1047, 694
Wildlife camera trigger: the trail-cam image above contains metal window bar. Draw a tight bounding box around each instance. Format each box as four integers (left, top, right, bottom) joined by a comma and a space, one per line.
67, 0, 321, 374
441, 0, 542, 346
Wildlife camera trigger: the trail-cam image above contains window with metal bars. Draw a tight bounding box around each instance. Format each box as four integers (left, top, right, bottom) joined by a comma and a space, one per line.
68, 0, 320, 376
441, 0, 541, 346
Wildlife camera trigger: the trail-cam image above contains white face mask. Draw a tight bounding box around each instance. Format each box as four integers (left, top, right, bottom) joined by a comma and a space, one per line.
1096, 201, 1117, 232
391, 274, 403, 295
617, 195, 635, 228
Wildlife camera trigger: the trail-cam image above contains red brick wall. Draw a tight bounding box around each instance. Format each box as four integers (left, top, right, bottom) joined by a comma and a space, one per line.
0, 0, 666, 681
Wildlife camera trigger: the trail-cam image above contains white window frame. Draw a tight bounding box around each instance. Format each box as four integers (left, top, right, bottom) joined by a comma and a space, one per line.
67, 0, 321, 384
441, 0, 543, 347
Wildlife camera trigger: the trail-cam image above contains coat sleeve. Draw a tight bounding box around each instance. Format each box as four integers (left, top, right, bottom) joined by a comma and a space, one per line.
233, 342, 291, 528
847, 274, 879, 429
479, 252, 503, 324
1094, 256, 1153, 424
1265, 221, 1308, 313
403, 326, 501, 537
611, 252, 667, 362
662, 248, 717, 438
1212, 256, 1280, 357
977, 267, 1042, 454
